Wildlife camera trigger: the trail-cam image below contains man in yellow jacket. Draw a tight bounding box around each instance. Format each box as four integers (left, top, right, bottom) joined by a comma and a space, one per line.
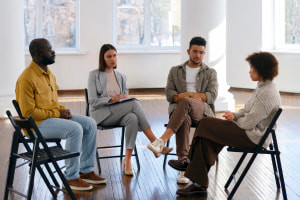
16, 38, 106, 191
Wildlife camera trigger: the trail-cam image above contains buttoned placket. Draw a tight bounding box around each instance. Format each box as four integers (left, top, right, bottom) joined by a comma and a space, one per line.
43, 72, 55, 102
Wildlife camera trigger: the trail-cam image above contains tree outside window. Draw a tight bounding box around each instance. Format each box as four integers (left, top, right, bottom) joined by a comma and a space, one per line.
114, 0, 181, 49
24, 0, 79, 51
285, 0, 300, 45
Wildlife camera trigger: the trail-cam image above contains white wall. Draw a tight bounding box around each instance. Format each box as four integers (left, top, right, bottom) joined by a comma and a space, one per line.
23, 0, 300, 92
227, 0, 300, 93
0, 0, 24, 117
25, 0, 180, 90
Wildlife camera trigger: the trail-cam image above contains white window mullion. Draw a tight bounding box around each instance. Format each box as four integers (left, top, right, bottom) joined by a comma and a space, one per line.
76, 0, 80, 51
144, 0, 151, 48
275, 0, 285, 49
36, 0, 43, 38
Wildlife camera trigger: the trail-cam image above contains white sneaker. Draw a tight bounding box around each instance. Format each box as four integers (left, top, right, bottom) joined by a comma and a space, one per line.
147, 138, 164, 154
177, 171, 189, 184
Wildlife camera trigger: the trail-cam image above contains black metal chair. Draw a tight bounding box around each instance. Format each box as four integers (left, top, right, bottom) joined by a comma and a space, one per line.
224, 108, 287, 200
4, 110, 79, 200
12, 100, 63, 146
84, 88, 140, 174
12, 100, 64, 169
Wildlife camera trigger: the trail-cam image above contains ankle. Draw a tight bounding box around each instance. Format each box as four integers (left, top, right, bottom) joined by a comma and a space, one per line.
159, 137, 167, 144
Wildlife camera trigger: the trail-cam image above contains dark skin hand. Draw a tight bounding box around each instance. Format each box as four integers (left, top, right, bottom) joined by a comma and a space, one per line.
60, 109, 72, 120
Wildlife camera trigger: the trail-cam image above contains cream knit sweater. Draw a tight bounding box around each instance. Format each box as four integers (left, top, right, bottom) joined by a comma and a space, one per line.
233, 80, 281, 148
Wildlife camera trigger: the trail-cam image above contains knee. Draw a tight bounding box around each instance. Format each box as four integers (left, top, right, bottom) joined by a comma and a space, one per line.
178, 97, 193, 108
68, 122, 83, 139
180, 97, 190, 104
132, 100, 143, 110
123, 113, 138, 126
87, 117, 97, 132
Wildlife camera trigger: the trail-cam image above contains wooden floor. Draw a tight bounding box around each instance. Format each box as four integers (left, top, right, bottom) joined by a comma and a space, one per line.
1, 88, 300, 200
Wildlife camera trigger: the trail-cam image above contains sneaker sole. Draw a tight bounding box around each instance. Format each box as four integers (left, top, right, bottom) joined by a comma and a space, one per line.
176, 191, 207, 197
168, 161, 188, 171
177, 179, 189, 184
62, 184, 93, 191
81, 178, 107, 184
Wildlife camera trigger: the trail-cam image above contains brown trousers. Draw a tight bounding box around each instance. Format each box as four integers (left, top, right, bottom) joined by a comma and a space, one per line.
167, 98, 205, 157
184, 117, 257, 187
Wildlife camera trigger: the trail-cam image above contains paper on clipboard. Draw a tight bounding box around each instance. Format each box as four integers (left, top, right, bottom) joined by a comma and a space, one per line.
109, 97, 138, 105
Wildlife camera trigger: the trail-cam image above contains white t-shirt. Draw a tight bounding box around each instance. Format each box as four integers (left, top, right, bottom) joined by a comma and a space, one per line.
186, 64, 200, 92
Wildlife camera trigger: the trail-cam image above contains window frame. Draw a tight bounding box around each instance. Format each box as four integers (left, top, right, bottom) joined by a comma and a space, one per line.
24, 0, 81, 53
112, 0, 181, 52
274, 0, 300, 51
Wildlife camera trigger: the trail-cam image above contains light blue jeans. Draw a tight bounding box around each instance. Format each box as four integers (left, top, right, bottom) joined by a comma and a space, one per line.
38, 114, 97, 180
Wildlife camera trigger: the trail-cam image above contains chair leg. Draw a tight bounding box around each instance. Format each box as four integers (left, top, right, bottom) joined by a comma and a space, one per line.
44, 163, 60, 187
27, 161, 37, 200
4, 156, 17, 199
37, 165, 57, 198
96, 150, 101, 174
269, 144, 280, 189
120, 127, 125, 161
51, 160, 77, 200
163, 140, 171, 169
4, 134, 20, 199
275, 152, 288, 200
272, 133, 288, 200
134, 145, 140, 170
224, 152, 247, 189
52, 161, 76, 200
227, 153, 258, 200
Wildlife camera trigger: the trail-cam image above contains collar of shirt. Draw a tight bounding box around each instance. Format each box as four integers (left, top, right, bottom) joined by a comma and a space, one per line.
30, 61, 49, 77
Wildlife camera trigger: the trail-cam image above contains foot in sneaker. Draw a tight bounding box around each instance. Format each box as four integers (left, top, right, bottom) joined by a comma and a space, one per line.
176, 183, 207, 197
63, 178, 93, 191
168, 158, 189, 171
153, 146, 174, 158
177, 171, 189, 184
147, 138, 165, 154
80, 171, 107, 184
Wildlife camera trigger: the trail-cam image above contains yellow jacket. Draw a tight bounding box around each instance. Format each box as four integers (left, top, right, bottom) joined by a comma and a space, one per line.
15, 61, 68, 126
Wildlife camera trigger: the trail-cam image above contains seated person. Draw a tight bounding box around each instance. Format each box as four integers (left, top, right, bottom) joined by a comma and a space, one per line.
87, 44, 172, 176
147, 36, 218, 184
168, 52, 281, 197
16, 38, 106, 191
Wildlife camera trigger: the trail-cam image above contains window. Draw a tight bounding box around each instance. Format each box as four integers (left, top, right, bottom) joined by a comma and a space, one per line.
24, 0, 79, 52
275, 0, 300, 50
114, 0, 181, 50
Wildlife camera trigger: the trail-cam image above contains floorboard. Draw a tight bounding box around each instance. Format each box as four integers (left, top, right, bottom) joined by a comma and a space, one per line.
0, 88, 299, 200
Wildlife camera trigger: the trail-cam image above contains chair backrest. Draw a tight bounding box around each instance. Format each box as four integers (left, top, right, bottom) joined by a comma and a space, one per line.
12, 100, 25, 119
84, 88, 90, 116
256, 108, 282, 148
6, 110, 52, 154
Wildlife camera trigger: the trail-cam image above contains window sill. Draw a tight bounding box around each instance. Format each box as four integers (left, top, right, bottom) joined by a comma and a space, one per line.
117, 49, 180, 54
25, 50, 88, 56
266, 49, 300, 55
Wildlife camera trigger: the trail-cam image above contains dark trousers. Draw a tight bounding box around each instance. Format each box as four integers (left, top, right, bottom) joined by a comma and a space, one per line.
184, 117, 256, 187
167, 98, 205, 157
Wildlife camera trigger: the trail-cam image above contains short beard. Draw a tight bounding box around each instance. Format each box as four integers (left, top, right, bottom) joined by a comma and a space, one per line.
190, 58, 201, 65
42, 55, 55, 65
